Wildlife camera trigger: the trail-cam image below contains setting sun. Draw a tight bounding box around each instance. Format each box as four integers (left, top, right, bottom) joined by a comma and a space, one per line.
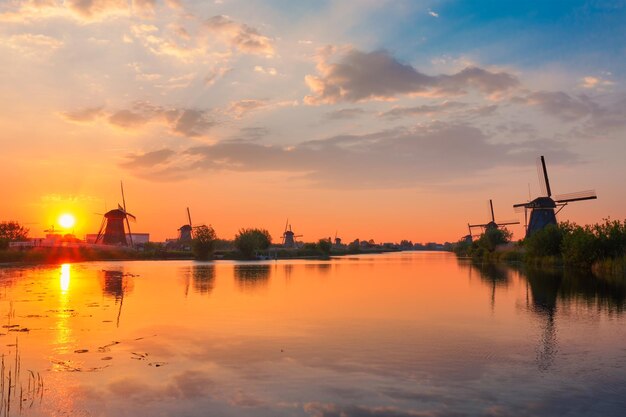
58, 214, 76, 229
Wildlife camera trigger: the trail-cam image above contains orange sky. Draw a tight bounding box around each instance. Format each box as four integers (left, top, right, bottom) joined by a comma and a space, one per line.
1, 1, 624, 243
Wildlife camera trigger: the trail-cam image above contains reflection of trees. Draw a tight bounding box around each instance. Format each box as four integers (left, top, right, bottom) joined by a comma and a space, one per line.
192, 265, 216, 295
234, 265, 270, 291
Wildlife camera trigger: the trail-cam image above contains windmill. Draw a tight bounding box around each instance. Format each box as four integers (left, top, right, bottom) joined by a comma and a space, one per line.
95, 181, 136, 247
467, 199, 520, 239
513, 156, 597, 237
334, 230, 342, 246
281, 219, 302, 248
178, 207, 193, 242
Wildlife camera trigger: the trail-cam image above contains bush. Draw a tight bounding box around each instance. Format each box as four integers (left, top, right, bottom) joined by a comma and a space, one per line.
234, 228, 272, 259
476, 227, 511, 253
561, 225, 600, 268
524, 224, 564, 258
192, 225, 217, 260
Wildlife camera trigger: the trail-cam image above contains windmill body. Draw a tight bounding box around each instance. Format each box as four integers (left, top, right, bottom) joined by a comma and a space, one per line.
98, 209, 129, 245
281, 220, 303, 248
95, 182, 137, 247
514, 156, 597, 238
525, 197, 557, 236
178, 225, 193, 242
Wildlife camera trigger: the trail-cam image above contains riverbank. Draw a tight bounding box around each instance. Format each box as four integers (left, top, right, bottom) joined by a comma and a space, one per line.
0, 245, 405, 266
453, 220, 626, 282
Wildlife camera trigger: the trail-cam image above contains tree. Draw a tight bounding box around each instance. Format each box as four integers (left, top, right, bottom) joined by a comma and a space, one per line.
476, 227, 511, 253
234, 228, 272, 259
316, 238, 332, 256
192, 225, 217, 260
0, 221, 29, 249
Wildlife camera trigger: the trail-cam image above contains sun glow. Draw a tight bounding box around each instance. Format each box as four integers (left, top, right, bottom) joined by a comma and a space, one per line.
58, 213, 76, 229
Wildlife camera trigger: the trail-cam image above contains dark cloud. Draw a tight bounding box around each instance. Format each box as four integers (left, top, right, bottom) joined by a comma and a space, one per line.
109, 109, 148, 128
119, 122, 576, 187
204, 15, 274, 55
305, 49, 519, 104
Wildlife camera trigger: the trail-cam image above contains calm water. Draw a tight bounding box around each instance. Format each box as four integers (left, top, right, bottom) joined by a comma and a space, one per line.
0, 252, 625, 417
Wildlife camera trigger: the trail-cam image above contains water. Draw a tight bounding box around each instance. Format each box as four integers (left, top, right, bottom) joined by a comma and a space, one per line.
0, 252, 625, 416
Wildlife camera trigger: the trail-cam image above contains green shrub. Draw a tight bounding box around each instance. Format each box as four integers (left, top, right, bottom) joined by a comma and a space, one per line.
524, 224, 564, 258
192, 225, 218, 260
561, 225, 600, 268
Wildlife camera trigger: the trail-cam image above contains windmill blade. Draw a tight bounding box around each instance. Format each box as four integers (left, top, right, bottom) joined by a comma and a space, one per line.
514, 205, 527, 213
294, 234, 303, 238
536, 155, 552, 197
468, 222, 489, 228
496, 220, 520, 226
120, 181, 134, 248
489, 199, 495, 223
554, 190, 597, 203
187, 207, 193, 227
125, 212, 137, 222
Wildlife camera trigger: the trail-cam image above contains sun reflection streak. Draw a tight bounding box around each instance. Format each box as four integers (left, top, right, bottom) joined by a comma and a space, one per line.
60, 263, 71, 293
55, 263, 73, 354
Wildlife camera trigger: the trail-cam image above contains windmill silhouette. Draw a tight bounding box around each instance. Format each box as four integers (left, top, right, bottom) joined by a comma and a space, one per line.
178, 207, 193, 242
513, 156, 597, 237
467, 199, 519, 240
95, 181, 136, 247
281, 219, 302, 248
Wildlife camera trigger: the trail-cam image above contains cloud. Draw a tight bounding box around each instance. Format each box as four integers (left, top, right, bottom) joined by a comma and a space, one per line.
580, 76, 613, 89
66, 0, 128, 19
1, 33, 63, 55
254, 65, 278, 76
512, 91, 597, 121
204, 15, 275, 56
227, 99, 270, 118
380, 102, 467, 119
205, 66, 232, 86
121, 149, 176, 169
60, 106, 105, 123
325, 108, 368, 120
304, 48, 519, 104
109, 109, 149, 128
119, 121, 576, 187
304, 403, 446, 417
428, 10, 439, 18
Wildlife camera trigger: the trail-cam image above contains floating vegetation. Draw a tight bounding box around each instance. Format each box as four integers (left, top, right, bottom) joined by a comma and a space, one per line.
148, 362, 166, 367
73, 349, 89, 354
50, 359, 109, 373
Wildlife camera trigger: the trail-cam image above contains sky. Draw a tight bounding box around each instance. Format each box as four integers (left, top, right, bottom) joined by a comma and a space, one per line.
1, 0, 625, 243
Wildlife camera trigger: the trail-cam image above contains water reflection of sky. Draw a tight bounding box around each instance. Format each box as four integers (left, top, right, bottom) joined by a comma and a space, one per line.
0, 254, 625, 416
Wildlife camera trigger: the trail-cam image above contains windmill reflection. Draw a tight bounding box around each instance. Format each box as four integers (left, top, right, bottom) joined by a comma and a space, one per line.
99, 269, 134, 327
192, 265, 216, 295
469, 262, 511, 310
234, 265, 271, 291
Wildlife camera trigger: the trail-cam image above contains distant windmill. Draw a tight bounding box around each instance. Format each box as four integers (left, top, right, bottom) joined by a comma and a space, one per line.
468, 199, 520, 239
95, 181, 136, 247
178, 207, 193, 242
513, 156, 597, 237
281, 219, 302, 248
334, 230, 342, 246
